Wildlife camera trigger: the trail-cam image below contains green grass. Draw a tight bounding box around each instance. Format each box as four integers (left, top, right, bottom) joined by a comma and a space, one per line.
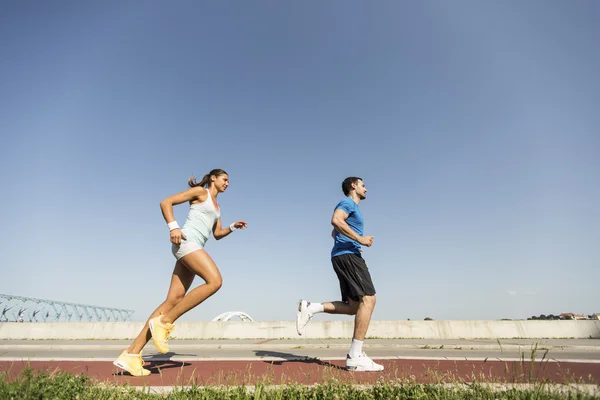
1, 367, 597, 400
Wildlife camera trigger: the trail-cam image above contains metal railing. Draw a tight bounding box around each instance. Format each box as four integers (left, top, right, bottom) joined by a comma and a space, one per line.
0, 294, 134, 322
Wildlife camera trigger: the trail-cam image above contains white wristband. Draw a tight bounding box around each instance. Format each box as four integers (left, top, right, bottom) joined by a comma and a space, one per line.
229, 223, 238, 231
168, 221, 180, 231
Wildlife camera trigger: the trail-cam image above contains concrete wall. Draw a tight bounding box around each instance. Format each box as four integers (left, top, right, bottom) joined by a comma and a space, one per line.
2, 320, 599, 340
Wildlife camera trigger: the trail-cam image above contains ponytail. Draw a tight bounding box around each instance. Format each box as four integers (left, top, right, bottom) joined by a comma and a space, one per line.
188, 169, 228, 188
188, 174, 210, 188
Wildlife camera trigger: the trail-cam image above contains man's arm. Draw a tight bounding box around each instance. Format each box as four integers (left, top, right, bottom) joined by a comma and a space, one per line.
331, 209, 373, 246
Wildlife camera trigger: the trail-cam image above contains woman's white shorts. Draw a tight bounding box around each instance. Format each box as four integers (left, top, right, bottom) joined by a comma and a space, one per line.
171, 240, 203, 260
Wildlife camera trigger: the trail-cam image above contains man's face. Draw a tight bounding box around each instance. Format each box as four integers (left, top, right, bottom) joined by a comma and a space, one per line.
354, 180, 367, 200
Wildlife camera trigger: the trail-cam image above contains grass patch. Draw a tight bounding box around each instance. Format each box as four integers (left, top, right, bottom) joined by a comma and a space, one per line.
1, 367, 598, 399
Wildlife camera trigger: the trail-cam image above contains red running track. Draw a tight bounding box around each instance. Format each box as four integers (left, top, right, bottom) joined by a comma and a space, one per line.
1, 359, 599, 386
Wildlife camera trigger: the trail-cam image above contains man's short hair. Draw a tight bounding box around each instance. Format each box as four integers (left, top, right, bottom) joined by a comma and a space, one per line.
342, 177, 362, 196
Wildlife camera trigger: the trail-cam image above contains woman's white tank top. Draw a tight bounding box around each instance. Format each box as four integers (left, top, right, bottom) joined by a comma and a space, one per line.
181, 193, 221, 246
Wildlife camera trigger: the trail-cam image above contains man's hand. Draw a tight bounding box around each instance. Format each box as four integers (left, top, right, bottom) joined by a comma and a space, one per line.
359, 235, 374, 247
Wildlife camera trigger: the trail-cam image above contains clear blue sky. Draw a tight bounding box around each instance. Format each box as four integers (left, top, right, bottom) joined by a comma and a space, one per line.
1, 1, 598, 322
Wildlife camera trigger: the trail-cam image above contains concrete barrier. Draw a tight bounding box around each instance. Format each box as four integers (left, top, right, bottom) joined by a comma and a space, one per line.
1, 320, 599, 340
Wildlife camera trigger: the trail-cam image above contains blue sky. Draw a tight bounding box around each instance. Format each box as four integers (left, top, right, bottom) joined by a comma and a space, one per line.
1, 1, 598, 322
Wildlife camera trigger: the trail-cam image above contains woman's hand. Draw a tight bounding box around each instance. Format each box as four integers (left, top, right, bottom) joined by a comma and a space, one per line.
231, 221, 248, 230
170, 228, 187, 245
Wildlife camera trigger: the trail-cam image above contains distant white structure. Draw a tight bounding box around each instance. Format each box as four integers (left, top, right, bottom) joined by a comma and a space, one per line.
212, 311, 254, 322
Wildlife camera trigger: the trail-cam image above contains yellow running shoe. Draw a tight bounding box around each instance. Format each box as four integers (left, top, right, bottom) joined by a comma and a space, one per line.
113, 350, 151, 376
149, 315, 174, 354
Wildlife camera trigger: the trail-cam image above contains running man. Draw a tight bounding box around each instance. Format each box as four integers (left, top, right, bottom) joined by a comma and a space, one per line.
114, 169, 247, 376
296, 177, 383, 372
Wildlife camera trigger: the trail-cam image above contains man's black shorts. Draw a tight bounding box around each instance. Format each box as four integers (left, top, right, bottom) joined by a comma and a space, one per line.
331, 253, 376, 302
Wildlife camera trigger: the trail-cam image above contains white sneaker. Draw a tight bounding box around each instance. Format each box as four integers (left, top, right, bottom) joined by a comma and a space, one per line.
345, 352, 384, 372
296, 299, 312, 336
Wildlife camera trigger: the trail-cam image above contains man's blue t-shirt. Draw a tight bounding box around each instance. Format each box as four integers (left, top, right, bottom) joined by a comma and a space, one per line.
331, 198, 364, 257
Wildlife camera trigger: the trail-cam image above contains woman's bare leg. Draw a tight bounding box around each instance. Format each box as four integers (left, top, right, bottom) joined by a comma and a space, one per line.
161, 249, 222, 324
127, 261, 194, 354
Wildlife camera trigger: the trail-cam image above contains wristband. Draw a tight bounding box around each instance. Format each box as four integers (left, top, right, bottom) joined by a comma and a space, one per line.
168, 221, 180, 231
229, 223, 238, 231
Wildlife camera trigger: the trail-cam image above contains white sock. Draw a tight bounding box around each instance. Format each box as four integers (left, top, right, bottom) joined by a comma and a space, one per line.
349, 339, 363, 358
307, 302, 324, 314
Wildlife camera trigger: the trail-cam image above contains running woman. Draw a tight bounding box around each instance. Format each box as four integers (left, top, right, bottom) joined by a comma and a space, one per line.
114, 169, 247, 376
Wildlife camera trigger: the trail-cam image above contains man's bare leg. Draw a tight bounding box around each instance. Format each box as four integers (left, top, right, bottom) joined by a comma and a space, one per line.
323, 299, 359, 315
344, 295, 382, 371
297, 295, 382, 370
296, 298, 358, 335
353, 295, 376, 340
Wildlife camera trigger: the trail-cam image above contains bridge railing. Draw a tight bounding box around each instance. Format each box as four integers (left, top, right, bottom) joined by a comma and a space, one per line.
0, 294, 134, 322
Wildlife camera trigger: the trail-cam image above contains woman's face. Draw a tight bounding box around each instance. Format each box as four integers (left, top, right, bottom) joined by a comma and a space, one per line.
212, 174, 229, 192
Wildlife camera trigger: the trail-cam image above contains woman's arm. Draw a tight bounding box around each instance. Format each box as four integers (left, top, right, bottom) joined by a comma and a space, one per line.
160, 186, 207, 244
213, 218, 248, 240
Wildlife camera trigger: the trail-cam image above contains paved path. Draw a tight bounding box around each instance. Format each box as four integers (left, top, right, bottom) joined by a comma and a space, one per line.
1, 339, 599, 387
